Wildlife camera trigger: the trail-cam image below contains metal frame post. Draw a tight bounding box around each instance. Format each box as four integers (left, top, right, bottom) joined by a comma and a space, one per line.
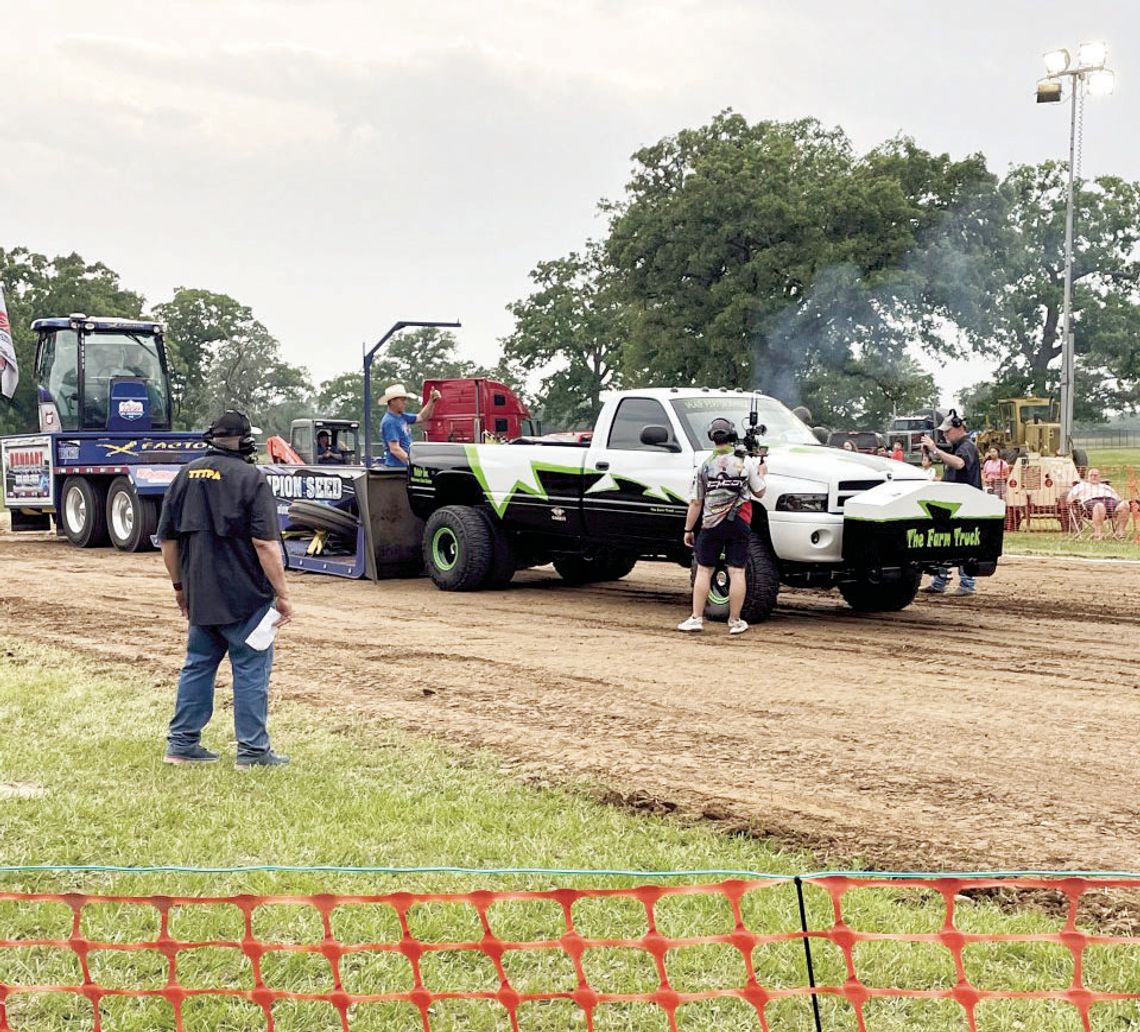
1059, 78, 1079, 455
794, 876, 824, 1032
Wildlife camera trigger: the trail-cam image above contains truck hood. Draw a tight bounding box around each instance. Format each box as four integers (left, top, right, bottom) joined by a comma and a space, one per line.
697, 444, 925, 486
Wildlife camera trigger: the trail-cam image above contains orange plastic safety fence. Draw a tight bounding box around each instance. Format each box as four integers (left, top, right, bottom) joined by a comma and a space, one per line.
2, 876, 1140, 1031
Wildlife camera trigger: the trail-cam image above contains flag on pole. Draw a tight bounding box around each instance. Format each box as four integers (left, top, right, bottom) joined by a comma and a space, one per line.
0, 283, 17, 400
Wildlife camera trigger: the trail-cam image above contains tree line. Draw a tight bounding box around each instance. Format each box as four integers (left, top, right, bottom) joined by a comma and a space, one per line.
506, 111, 1140, 429
4, 109, 1139, 438
0, 249, 509, 438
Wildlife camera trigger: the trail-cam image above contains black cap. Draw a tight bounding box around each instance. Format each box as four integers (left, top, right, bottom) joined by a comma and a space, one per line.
205, 410, 261, 439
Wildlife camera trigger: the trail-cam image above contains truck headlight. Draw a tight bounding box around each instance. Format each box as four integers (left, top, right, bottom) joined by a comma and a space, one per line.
776, 493, 828, 512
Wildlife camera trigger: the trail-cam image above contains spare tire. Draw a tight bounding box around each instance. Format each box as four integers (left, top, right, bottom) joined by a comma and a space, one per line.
287, 500, 358, 538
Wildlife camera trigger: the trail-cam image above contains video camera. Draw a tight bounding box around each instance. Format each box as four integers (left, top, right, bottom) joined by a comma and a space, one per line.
736, 410, 768, 462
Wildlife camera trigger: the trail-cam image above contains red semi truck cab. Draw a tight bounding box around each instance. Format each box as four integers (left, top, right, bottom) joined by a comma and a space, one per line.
419, 378, 538, 443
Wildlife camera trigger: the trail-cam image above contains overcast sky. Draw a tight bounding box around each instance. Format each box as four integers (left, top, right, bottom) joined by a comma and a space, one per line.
5, 0, 1136, 408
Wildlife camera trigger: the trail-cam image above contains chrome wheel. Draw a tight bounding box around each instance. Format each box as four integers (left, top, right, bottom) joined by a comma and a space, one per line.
110, 488, 136, 542
65, 485, 88, 534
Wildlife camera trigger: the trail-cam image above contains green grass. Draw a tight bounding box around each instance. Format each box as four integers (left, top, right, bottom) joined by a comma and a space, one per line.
2, 644, 1140, 1031
1003, 530, 1140, 560
1085, 448, 1140, 476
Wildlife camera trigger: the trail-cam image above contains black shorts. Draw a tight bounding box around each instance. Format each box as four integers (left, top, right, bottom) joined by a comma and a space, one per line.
694, 518, 752, 568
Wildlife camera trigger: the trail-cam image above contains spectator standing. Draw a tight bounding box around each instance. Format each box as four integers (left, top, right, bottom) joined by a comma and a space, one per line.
890, 440, 906, 462
380, 384, 441, 469
982, 448, 1010, 499
919, 411, 982, 596
158, 411, 293, 770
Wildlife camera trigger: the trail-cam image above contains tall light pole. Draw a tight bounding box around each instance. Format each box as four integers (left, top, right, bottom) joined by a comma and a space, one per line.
1037, 43, 1115, 455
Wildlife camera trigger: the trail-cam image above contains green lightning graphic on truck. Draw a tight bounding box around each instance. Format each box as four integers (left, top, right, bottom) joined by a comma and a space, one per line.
463, 445, 686, 518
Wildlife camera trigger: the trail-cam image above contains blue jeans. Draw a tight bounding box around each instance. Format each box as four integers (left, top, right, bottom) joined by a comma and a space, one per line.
168, 604, 274, 758
930, 566, 976, 592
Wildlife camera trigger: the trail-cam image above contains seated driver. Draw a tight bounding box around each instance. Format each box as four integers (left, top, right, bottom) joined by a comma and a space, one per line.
315, 430, 346, 465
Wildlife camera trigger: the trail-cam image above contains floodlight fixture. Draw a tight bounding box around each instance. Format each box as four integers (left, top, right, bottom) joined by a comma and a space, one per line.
1078, 41, 1108, 70
1036, 80, 1063, 103
1086, 68, 1116, 96
1043, 48, 1071, 74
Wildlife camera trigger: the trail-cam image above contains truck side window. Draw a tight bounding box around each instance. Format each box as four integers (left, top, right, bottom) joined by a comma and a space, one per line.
45, 331, 80, 431
607, 397, 672, 451
293, 424, 313, 460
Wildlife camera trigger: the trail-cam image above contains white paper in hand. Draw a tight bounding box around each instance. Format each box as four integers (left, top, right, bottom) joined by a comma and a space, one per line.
245, 607, 281, 651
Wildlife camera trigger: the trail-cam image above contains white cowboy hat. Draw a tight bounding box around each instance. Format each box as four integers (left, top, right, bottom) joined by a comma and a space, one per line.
379, 383, 417, 405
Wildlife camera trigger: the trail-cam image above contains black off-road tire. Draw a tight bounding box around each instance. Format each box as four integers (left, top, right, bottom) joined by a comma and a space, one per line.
691, 533, 780, 623
287, 500, 358, 538
106, 476, 159, 552
1071, 447, 1089, 470
838, 570, 922, 613
424, 505, 495, 591
553, 553, 637, 585
479, 508, 517, 590
60, 476, 110, 548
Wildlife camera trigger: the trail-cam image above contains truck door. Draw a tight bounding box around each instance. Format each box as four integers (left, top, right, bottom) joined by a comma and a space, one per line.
583, 396, 693, 546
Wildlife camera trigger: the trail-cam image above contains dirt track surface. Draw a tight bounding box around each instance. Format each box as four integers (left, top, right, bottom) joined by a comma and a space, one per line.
2, 530, 1139, 873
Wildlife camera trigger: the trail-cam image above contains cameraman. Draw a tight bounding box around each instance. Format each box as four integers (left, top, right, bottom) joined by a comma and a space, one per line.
677, 418, 767, 635
919, 410, 982, 596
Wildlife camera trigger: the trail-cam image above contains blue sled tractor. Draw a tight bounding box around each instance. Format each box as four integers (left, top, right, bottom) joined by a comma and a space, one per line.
0, 315, 208, 551
0, 315, 454, 580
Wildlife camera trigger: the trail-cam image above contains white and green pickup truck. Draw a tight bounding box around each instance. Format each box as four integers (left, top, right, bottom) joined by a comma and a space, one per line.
407, 388, 1004, 620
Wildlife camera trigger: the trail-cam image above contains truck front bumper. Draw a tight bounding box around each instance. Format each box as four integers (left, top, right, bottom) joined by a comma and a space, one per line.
842, 481, 1005, 576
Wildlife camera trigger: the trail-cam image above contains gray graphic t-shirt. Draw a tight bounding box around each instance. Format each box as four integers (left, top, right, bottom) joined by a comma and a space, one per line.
691, 452, 766, 528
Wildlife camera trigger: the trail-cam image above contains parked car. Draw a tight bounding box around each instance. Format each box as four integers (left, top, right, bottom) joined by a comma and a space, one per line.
826, 430, 885, 454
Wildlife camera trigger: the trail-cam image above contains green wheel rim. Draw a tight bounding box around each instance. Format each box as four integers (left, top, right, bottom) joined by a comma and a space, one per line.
432, 526, 459, 571
709, 568, 731, 606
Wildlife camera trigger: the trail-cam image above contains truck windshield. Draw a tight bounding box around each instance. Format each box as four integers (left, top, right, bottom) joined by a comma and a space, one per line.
891, 417, 933, 431
670, 396, 819, 449
84, 333, 170, 429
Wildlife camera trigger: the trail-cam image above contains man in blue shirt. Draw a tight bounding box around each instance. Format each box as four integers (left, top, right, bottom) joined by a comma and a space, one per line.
379, 383, 441, 468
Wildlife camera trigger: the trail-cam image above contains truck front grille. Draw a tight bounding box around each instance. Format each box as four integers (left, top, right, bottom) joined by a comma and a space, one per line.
835, 479, 885, 511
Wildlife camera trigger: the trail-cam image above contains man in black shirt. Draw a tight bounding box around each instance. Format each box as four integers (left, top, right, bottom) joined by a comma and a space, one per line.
920, 411, 983, 596
158, 411, 294, 769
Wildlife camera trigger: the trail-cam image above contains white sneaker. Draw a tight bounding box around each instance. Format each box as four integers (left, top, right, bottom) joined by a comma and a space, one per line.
676, 616, 704, 632
728, 619, 749, 635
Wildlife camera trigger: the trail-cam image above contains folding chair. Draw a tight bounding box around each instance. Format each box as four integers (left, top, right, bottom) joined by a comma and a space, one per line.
1069, 494, 1130, 540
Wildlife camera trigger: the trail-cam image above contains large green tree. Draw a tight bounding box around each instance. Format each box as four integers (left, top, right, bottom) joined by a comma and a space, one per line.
956, 163, 1140, 421
0, 247, 144, 433
502, 243, 626, 429
152, 288, 309, 432
601, 113, 995, 420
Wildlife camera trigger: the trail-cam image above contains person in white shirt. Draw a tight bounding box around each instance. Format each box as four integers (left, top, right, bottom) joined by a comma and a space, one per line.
1065, 468, 1131, 539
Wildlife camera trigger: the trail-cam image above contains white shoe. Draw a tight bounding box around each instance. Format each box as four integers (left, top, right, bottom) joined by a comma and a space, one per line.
677, 616, 704, 632
728, 619, 749, 635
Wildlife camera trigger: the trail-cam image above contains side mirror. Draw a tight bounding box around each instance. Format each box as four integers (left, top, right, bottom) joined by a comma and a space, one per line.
640, 424, 681, 452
